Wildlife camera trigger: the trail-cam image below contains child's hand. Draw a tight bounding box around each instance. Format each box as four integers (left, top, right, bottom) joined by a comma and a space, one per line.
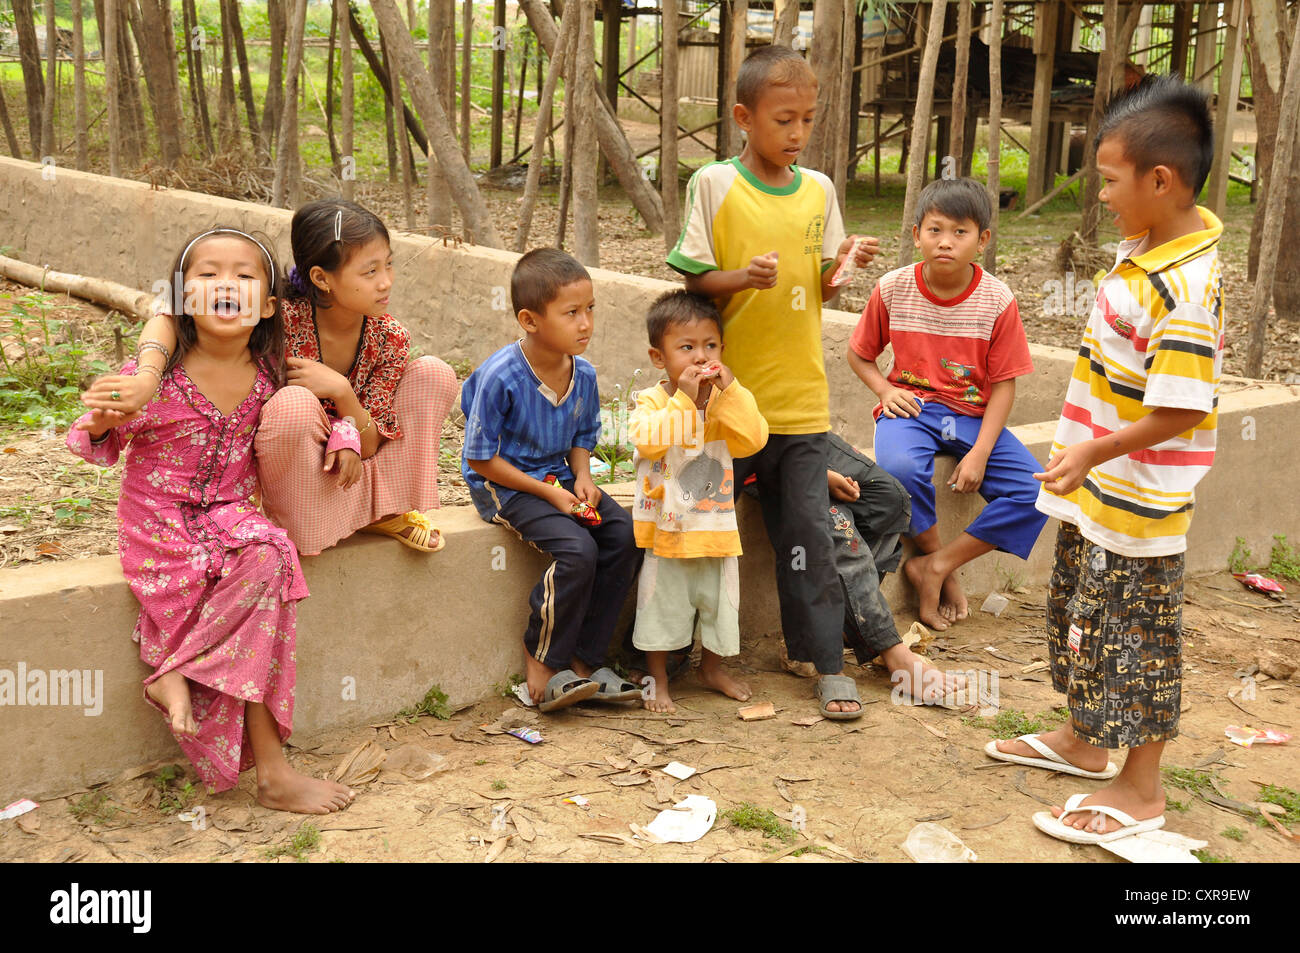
877, 387, 923, 418
949, 451, 988, 493
828, 469, 860, 502
74, 407, 139, 439
836, 235, 881, 269
287, 357, 351, 401
324, 447, 363, 489
573, 473, 602, 508
711, 362, 734, 391
1035, 441, 1097, 496
82, 373, 157, 415
746, 251, 779, 290
675, 363, 714, 408
546, 483, 582, 516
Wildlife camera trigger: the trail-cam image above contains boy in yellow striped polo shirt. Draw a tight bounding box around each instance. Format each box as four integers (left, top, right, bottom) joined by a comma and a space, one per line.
989, 76, 1224, 845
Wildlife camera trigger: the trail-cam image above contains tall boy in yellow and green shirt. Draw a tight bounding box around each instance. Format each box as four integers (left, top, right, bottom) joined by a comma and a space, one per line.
666, 45, 957, 717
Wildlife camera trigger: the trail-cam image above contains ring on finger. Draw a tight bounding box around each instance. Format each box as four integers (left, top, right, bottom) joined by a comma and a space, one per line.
110, 390, 121, 401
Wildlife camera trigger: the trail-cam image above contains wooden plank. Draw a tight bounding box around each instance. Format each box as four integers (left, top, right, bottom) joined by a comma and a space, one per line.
1170, 1, 1191, 78
1025, 0, 1060, 204
1191, 0, 1219, 90
490, 0, 505, 168
1207, 0, 1244, 215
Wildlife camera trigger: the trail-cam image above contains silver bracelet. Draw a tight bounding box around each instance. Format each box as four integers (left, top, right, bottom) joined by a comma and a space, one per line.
138, 340, 171, 361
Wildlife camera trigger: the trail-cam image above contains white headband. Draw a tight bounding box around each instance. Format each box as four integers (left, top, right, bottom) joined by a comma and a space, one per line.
178, 228, 278, 291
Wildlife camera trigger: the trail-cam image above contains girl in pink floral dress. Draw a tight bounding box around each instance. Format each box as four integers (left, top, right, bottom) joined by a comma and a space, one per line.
70, 229, 354, 814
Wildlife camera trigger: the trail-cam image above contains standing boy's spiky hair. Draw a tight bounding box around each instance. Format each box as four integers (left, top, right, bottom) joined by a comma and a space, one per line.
1095, 74, 1214, 194
736, 45, 817, 110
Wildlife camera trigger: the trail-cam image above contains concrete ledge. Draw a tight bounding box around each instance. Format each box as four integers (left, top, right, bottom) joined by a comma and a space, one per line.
5, 382, 1297, 799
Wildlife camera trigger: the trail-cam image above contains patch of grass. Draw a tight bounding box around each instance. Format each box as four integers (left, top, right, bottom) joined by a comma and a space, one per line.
1222, 827, 1246, 842
494, 674, 524, 698
1265, 534, 1300, 582
491, 779, 507, 791
789, 844, 826, 858
1162, 766, 1215, 798
995, 565, 1026, 592
1192, 848, 1233, 863
1227, 536, 1252, 574
68, 791, 119, 825
152, 765, 197, 816
473, 758, 488, 766
1256, 784, 1300, 826
0, 289, 110, 430
963, 707, 1067, 739
51, 495, 94, 524
396, 684, 453, 724
447, 358, 473, 379
263, 823, 321, 862
723, 802, 797, 844
1166, 796, 1190, 813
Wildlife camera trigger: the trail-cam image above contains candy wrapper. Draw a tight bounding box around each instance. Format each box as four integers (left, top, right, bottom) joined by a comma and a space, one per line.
1224, 725, 1291, 748
0, 799, 38, 821
828, 238, 866, 287
505, 726, 543, 744
700, 361, 722, 378
543, 474, 602, 526
1233, 572, 1286, 599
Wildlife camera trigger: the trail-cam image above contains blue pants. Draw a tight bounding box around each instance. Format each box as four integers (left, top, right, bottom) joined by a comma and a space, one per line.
873, 401, 1047, 560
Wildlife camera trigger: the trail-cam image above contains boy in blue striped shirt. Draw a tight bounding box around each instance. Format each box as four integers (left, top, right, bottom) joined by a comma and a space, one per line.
461, 248, 640, 712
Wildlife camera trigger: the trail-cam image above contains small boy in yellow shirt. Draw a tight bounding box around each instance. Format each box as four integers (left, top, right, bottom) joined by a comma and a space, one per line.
629, 291, 769, 713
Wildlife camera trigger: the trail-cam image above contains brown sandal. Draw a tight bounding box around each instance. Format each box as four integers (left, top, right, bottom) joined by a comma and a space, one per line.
362, 510, 445, 552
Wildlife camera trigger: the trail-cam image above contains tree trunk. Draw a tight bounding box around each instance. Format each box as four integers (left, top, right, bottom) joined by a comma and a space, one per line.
346, 7, 430, 154
327, 0, 341, 175
272, 0, 307, 207
836, 0, 854, 204
393, 51, 415, 228
1079, 0, 1119, 245
772, 0, 799, 47
983, 0, 1004, 272
339, 0, 355, 200
73, 0, 87, 168
217, 0, 238, 149
0, 87, 22, 158
898, 1, 949, 267
13, 0, 45, 156
518, 0, 664, 232
182, 0, 215, 156
104, 0, 121, 175
661, 0, 681, 253
950, 0, 971, 170
720, 1, 747, 157
260, 0, 286, 159
515, 2, 575, 250
461, 0, 472, 161
227, 0, 258, 144
1247, 0, 1300, 317
428, 0, 454, 227
369, 0, 505, 247
130, 0, 185, 164
115, 1, 145, 163
42, 0, 56, 162
1246, 5, 1300, 373
380, 31, 399, 181
804, 0, 842, 177
573, 0, 600, 265
557, 6, 580, 247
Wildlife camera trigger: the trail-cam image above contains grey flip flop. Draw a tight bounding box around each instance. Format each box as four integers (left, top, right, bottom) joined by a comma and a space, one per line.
586, 666, 643, 703
538, 670, 599, 713
816, 674, 864, 721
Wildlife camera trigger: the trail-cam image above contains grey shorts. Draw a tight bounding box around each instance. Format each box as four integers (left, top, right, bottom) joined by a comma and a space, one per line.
632, 552, 740, 657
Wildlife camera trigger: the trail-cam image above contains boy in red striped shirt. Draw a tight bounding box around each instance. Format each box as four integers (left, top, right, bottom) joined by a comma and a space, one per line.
849, 177, 1047, 644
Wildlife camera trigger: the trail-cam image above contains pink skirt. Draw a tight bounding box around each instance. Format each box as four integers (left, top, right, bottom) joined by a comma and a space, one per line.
254, 356, 459, 555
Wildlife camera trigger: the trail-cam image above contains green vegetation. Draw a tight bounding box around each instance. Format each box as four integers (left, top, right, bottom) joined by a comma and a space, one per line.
964, 707, 1067, 739
594, 372, 643, 485
494, 673, 524, 698
1222, 827, 1246, 842
1228, 536, 1252, 574
68, 791, 119, 825
1191, 849, 1233, 864
396, 683, 452, 723
152, 764, 198, 816
264, 822, 321, 862
723, 802, 797, 844
1162, 766, 1215, 798
1256, 784, 1300, 827
1265, 535, 1300, 582
0, 290, 111, 431
491, 779, 507, 791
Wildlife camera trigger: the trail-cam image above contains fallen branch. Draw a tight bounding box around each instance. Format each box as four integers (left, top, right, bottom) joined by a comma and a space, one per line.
0, 255, 154, 321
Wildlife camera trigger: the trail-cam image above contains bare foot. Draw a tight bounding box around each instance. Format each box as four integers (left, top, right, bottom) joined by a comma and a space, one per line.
146, 670, 198, 736
879, 644, 967, 704
256, 765, 355, 815
940, 573, 968, 622
995, 726, 1111, 774
641, 652, 676, 713
698, 652, 752, 702
904, 553, 951, 632
1051, 778, 1166, 834
523, 652, 557, 706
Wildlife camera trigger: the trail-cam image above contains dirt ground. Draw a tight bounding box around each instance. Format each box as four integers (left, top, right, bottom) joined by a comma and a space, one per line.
1, 571, 1296, 863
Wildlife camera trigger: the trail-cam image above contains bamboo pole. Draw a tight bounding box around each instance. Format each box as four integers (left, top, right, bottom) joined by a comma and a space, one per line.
105, 0, 120, 175
573, 0, 599, 265
898, 1, 949, 268
950, 0, 971, 171
339, 0, 355, 200
983, 0, 1003, 272
73, 0, 88, 169
42, 0, 56, 161
661, 0, 681, 253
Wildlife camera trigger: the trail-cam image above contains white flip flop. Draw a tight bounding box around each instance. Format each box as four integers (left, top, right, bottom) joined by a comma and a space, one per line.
984, 733, 1119, 779
1032, 793, 1166, 844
